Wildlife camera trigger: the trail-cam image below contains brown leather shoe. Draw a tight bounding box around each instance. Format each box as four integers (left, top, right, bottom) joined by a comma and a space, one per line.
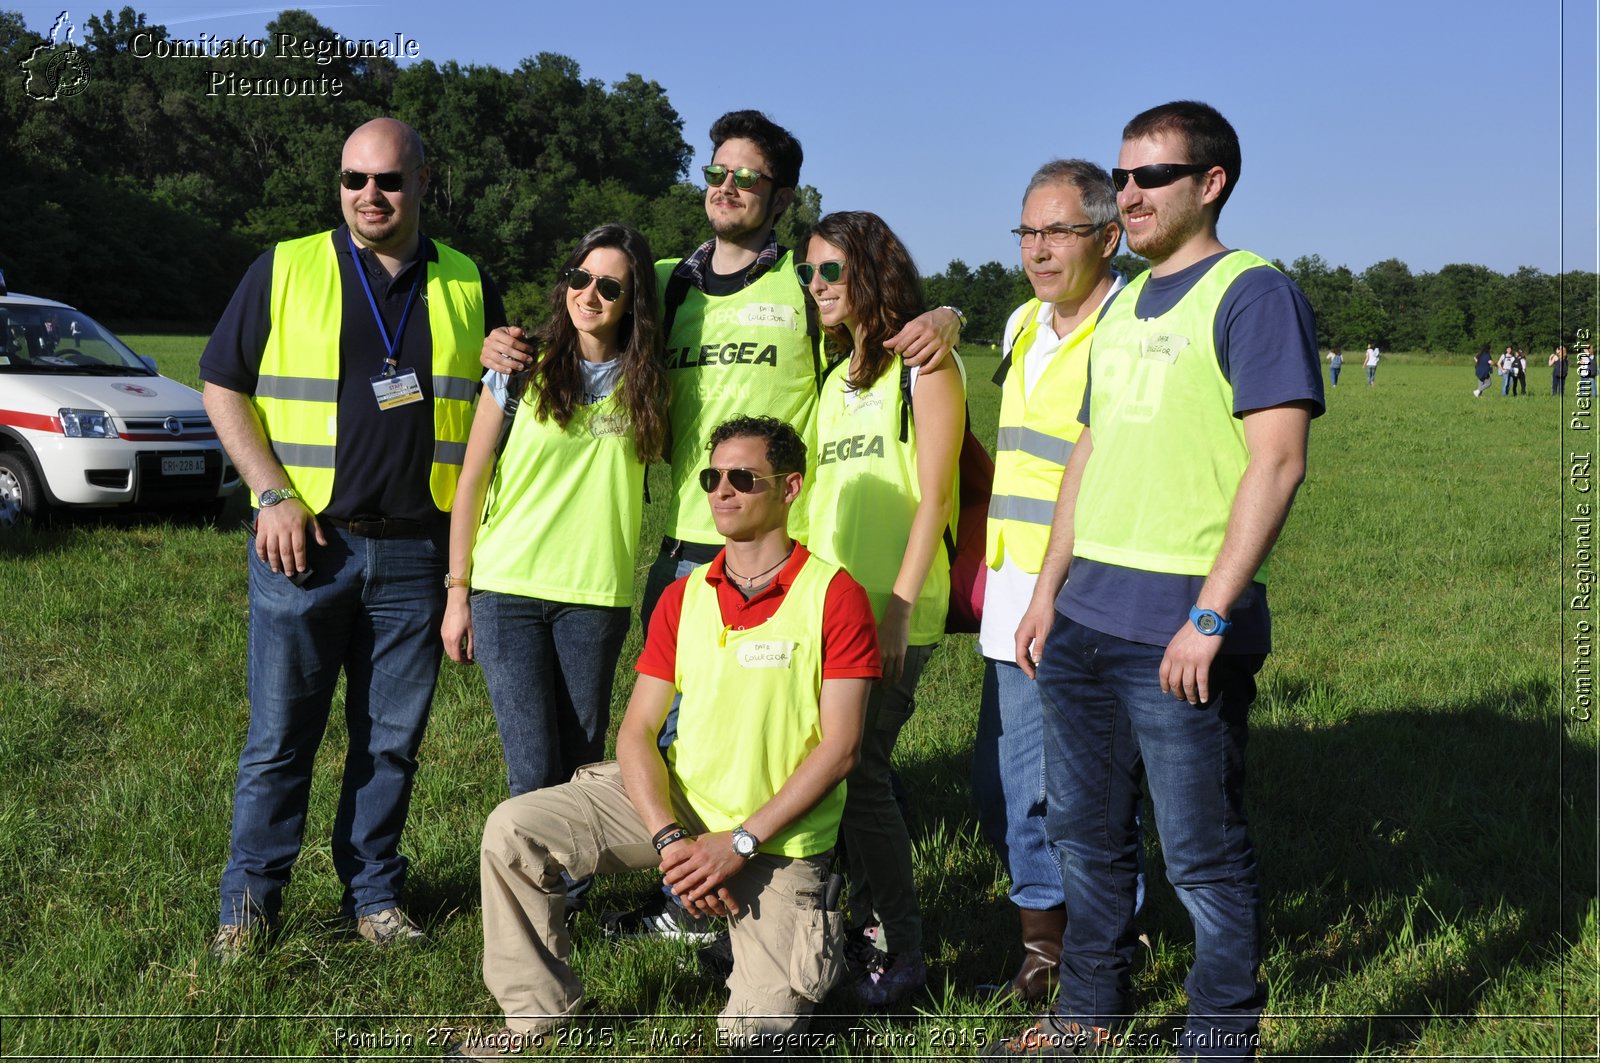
981, 906, 1066, 1002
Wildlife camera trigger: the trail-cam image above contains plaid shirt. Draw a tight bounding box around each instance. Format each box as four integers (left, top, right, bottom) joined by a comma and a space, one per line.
672, 230, 786, 291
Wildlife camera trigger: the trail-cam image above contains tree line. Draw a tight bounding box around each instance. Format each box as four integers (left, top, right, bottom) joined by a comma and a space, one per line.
3, 7, 1591, 355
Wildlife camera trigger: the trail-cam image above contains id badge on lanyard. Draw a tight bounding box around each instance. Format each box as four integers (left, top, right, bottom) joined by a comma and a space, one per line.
351, 232, 426, 411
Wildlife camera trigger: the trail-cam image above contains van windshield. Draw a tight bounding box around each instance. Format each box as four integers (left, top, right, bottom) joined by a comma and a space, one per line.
0, 303, 155, 375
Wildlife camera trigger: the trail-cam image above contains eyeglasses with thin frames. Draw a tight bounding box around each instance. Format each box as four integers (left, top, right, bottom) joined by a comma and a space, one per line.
1010, 222, 1105, 247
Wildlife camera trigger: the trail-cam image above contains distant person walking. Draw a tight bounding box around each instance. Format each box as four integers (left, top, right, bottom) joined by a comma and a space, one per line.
1513, 349, 1527, 396
1499, 347, 1515, 397
1364, 342, 1380, 386
1326, 347, 1342, 387
1550, 345, 1568, 397
1473, 346, 1493, 397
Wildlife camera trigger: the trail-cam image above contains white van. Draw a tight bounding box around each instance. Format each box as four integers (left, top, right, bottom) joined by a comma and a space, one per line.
0, 287, 239, 525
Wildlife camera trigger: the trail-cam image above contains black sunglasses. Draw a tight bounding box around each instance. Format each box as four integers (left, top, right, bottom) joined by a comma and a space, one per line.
698, 467, 784, 493
339, 170, 409, 193
1111, 163, 1213, 191
795, 261, 846, 285
565, 268, 626, 302
702, 164, 770, 190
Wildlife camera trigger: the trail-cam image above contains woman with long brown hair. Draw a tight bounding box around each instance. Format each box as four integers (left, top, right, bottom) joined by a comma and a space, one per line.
797, 210, 965, 1006
442, 223, 667, 797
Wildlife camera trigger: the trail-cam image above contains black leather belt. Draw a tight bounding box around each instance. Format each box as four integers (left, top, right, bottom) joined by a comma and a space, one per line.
326, 516, 432, 539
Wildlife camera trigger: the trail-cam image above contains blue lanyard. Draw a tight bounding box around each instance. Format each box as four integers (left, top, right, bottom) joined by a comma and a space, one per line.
348, 231, 424, 376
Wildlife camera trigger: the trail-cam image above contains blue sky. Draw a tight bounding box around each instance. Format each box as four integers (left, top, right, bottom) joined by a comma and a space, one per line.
18, 0, 1599, 280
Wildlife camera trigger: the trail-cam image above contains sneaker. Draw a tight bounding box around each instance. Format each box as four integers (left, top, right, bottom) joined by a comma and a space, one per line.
208, 922, 259, 962
844, 922, 882, 976
355, 906, 426, 946
600, 890, 718, 942
981, 1017, 1115, 1059
444, 1025, 548, 1059
852, 947, 927, 1008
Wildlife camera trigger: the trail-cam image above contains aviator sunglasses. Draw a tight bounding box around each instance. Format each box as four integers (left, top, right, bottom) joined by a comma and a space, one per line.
339, 169, 410, 193
564, 268, 626, 302
795, 261, 845, 285
1110, 162, 1213, 191
698, 467, 785, 493
702, 164, 770, 190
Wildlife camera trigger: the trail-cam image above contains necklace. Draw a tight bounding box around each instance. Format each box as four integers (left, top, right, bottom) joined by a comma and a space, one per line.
724, 544, 795, 589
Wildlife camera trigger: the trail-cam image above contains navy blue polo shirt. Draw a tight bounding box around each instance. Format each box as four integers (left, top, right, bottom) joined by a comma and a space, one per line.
200, 226, 506, 524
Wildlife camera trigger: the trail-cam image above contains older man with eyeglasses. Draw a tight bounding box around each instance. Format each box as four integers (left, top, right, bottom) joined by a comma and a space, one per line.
200, 117, 505, 959
971, 159, 1126, 1004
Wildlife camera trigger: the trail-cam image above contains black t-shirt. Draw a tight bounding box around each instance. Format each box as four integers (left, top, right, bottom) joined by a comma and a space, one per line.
200, 227, 506, 524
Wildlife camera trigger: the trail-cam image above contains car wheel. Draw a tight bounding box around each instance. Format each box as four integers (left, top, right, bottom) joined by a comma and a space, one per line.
0, 452, 47, 527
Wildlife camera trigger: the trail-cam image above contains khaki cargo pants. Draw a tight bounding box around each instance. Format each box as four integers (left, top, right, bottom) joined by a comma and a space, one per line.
480, 761, 844, 1041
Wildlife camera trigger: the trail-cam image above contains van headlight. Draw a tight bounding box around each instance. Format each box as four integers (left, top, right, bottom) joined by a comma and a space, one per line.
58, 409, 116, 438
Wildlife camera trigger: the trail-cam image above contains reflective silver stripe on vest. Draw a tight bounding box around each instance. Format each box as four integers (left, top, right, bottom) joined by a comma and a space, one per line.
433, 375, 479, 402
996, 426, 1075, 466
256, 375, 339, 402
988, 494, 1057, 526
434, 440, 467, 466
270, 441, 336, 468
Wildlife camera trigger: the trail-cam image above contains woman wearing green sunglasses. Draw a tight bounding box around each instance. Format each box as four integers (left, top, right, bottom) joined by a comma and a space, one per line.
442, 224, 669, 799
797, 210, 965, 1006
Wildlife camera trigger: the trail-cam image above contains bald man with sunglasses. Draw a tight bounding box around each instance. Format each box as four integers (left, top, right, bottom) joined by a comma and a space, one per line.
201, 117, 505, 959
455, 415, 879, 1058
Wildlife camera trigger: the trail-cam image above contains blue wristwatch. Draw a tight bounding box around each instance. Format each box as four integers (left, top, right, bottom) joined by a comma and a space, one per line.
1188, 606, 1232, 637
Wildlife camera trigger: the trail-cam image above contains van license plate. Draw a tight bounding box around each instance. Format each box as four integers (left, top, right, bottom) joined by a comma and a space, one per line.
161, 455, 205, 476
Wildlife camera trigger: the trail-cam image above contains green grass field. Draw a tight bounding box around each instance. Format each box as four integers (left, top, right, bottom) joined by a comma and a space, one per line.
0, 341, 1592, 1060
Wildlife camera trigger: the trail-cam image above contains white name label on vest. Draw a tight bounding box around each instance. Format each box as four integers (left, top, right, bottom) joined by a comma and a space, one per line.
736, 303, 799, 331
1140, 333, 1189, 364
737, 640, 795, 668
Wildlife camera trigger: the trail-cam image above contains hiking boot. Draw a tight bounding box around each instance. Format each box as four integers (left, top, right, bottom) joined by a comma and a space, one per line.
852, 947, 927, 1008
355, 906, 426, 946
981, 1017, 1115, 1059
600, 890, 718, 942
444, 1025, 548, 1059
978, 906, 1065, 1003
208, 922, 260, 962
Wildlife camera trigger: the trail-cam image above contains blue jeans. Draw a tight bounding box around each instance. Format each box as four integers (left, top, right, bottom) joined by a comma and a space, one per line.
1038, 615, 1265, 1062
220, 523, 446, 926
1328, 366, 1339, 387
471, 591, 631, 797
975, 658, 1147, 913
973, 658, 1061, 910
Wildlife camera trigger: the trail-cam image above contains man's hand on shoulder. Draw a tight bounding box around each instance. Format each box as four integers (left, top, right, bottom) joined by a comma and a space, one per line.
659, 832, 744, 917
254, 496, 325, 576
886, 306, 962, 369
480, 325, 536, 375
